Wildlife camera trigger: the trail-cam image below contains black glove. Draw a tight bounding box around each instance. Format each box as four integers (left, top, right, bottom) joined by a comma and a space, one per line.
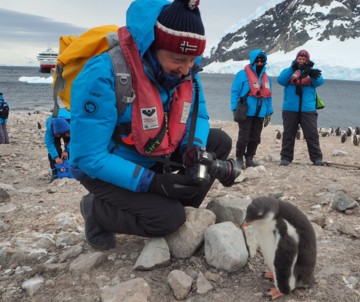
149, 173, 201, 200
291, 61, 299, 71
308, 69, 322, 79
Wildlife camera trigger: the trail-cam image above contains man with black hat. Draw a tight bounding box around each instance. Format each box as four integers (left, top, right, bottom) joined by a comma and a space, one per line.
70, 0, 240, 250
230, 50, 273, 169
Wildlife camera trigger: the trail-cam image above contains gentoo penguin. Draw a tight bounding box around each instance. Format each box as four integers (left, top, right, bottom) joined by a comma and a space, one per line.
341, 132, 347, 143
242, 197, 316, 300
346, 127, 353, 137
355, 126, 360, 135
334, 127, 341, 136
275, 130, 282, 140
353, 134, 360, 146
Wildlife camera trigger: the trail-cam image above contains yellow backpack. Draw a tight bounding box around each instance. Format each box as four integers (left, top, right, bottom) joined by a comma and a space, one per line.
52, 25, 135, 118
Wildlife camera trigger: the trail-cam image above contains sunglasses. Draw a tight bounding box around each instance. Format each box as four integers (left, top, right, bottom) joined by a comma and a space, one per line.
255, 58, 265, 63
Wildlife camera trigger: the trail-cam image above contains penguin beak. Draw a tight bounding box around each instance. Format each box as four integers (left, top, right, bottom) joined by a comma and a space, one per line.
241, 220, 252, 229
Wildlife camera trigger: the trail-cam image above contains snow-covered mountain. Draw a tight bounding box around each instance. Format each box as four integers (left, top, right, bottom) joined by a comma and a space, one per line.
203, 0, 360, 81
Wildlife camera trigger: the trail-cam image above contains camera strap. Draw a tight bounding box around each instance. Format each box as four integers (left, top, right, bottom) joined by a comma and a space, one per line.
186, 78, 200, 153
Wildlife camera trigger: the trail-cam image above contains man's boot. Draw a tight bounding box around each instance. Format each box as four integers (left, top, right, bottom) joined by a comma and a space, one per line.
245, 156, 259, 167
236, 156, 246, 169
80, 194, 116, 250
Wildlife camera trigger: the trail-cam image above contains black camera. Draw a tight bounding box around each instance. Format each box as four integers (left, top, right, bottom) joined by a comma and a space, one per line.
299, 60, 314, 71
185, 146, 241, 187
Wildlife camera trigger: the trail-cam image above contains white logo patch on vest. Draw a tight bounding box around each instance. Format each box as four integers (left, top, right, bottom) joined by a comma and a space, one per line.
181, 102, 191, 124
265, 81, 270, 89
253, 81, 259, 89
141, 107, 159, 130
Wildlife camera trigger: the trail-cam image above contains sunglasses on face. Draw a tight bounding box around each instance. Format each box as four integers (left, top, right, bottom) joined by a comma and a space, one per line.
255, 58, 265, 63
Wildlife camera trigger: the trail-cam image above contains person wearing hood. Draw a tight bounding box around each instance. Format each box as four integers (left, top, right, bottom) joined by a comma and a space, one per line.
0, 92, 10, 144
44, 108, 71, 181
230, 50, 273, 169
277, 49, 324, 166
70, 0, 239, 250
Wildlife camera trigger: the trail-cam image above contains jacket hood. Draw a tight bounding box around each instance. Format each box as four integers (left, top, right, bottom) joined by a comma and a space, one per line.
126, 0, 170, 58
249, 49, 267, 65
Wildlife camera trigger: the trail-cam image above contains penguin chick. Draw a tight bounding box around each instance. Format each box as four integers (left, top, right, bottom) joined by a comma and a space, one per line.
243, 197, 316, 300
346, 127, 353, 137
353, 134, 359, 146
275, 130, 282, 140
341, 132, 347, 143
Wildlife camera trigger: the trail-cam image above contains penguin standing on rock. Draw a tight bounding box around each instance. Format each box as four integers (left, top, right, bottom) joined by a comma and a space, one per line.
242, 197, 317, 300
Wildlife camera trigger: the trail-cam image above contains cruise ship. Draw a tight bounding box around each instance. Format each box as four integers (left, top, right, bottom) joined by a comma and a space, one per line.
37, 48, 58, 73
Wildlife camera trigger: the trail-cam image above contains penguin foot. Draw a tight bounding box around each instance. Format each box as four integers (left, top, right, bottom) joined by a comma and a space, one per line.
263, 271, 274, 280
265, 287, 283, 300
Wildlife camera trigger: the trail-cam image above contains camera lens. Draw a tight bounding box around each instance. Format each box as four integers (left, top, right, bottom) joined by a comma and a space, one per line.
209, 158, 241, 187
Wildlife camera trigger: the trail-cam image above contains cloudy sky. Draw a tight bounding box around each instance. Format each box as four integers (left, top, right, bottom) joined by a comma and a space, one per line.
0, 0, 272, 66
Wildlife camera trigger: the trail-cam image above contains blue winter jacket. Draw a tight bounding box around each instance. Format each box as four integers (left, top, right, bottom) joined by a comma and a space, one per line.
277, 61, 324, 112
230, 50, 273, 117
44, 108, 71, 159
0, 100, 9, 124
70, 0, 210, 192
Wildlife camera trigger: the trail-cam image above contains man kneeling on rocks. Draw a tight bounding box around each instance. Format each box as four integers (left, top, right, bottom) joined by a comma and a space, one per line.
70, 0, 241, 250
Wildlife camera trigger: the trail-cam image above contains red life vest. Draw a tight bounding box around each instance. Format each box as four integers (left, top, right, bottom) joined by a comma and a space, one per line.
244, 65, 272, 98
289, 70, 312, 85
118, 27, 193, 156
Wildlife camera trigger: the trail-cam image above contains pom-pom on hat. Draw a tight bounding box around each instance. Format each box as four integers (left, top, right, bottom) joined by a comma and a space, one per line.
296, 50, 310, 61
53, 118, 70, 135
155, 0, 206, 56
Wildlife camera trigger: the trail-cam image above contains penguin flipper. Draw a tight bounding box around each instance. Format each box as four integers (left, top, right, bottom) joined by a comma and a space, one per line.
265, 287, 283, 300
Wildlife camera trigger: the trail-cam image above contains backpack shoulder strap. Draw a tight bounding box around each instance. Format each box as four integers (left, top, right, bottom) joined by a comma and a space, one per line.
108, 41, 136, 117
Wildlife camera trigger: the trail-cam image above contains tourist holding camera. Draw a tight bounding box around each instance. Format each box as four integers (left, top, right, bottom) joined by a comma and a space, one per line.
277, 50, 325, 166
70, 0, 240, 250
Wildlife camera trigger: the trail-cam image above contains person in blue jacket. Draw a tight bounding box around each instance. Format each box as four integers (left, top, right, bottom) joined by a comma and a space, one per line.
277, 50, 324, 166
44, 108, 71, 181
70, 0, 239, 250
230, 50, 273, 169
0, 92, 10, 144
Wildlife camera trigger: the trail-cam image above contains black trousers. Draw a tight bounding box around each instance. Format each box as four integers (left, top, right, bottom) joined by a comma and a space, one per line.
81, 128, 232, 237
281, 111, 322, 162
235, 116, 264, 158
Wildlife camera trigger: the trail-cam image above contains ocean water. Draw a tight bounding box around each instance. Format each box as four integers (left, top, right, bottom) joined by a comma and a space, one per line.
0, 66, 359, 128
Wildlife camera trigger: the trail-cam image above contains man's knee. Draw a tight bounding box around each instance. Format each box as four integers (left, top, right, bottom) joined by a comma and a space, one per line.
143, 203, 186, 236
207, 128, 232, 160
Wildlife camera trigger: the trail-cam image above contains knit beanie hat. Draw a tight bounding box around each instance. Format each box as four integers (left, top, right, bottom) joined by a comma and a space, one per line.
296, 50, 310, 61
155, 0, 206, 56
53, 118, 70, 135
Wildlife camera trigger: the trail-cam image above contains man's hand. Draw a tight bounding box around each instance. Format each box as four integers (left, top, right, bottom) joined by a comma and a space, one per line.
61, 152, 68, 160
149, 173, 201, 200
55, 157, 63, 164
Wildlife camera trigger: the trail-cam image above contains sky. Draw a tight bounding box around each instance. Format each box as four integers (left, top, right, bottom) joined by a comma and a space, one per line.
0, 0, 272, 66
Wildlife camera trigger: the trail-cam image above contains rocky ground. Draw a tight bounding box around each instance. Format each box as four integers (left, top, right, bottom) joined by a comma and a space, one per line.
0, 112, 359, 302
